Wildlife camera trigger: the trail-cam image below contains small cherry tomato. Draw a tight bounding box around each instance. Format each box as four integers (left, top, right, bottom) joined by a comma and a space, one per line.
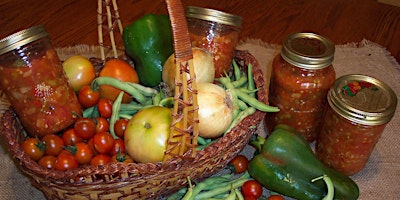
111, 153, 134, 164
242, 180, 263, 199
22, 137, 45, 161
109, 139, 125, 156
74, 118, 97, 140
97, 98, 113, 118
229, 155, 249, 174
62, 128, 83, 146
42, 134, 64, 156
72, 142, 94, 165
38, 155, 57, 169
92, 132, 115, 154
87, 138, 99, 156
54, 151, 79, 171
113, 118, 128, 138
78, 85, 100, 108
95, 117, 110, 133
268, 195, 285, 200
244, 196, 258, 200
90, 153, 111, 167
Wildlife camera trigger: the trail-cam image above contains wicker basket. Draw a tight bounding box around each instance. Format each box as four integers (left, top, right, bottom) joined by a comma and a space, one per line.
0, 0, 269, 199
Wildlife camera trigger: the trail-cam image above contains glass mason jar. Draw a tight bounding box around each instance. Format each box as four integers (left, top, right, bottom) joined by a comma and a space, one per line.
185, 6, 242, 78
265, 33, 336, 142
0, 25, 82, 138
316, 74, 397, 176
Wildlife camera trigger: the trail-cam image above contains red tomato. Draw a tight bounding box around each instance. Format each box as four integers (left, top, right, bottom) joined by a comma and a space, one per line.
62, 55, 96, 92
109, 139, 125, 156
98, 59, 139, 103
113, 118, 128, 138
62, 128, 83, 146
38, 155, 57, 169
95, 117, 110, 133
55, 151, 79, 171
92, 132, 115, 154
87, 138, 99, 156
73, 142, 94, 165
22, 137, 45, 161
90, 154, 111, 167
42, 134, 64, 156
78, 85, 100, 108
244, 196, 258, 200
97, 98, 113, 118
229, 155, 249, 174
242, 180, 263, 199
111, 153, 134, 164
268, 195, 285, 200
74, 118, 97, 140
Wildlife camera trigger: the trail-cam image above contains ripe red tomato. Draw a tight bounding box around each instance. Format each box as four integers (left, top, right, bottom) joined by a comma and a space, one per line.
92, 132, 115, 154
54, 151, 79, 171
73, 142, 94, 165
244, 196, 258, 200
95, 117, 110, 133
98, 59, 139, 103
38, 155, 57, 169
113, 118, 128, 138
62, 55, 96, 92
268, 195, 285, 200
78, 85, 100, 108
62, 128, 83, 146
111, 153, 134, 164
90, 154, 111, 167
42, 134, 64, 156
97, 98, 113, 119
74, 118, 97, 140
87, 138, 99, 156
22, 137, 45, 161
229, 155, 249, 174
242, 180, 263, 199
109, 139, 125, 156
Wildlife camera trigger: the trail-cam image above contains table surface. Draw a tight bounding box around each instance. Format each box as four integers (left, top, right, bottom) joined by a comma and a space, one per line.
1, 0, 400, 63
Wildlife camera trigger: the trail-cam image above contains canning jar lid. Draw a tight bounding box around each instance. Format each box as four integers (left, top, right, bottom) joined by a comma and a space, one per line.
328, 74, 397, 125
185, 6, 242, 28
281, 32, 335, 69
0, 25, 48, 55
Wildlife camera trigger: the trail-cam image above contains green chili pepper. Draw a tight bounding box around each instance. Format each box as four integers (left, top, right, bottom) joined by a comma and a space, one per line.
248, 125, 359, 200
123, 14, 174, 87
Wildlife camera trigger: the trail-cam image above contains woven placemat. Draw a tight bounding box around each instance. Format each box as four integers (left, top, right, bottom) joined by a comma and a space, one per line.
0, 39, 399, 200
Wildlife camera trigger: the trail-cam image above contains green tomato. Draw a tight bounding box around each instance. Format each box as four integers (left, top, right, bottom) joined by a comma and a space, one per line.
124, 106, 172, 163
62, 55, 96, 92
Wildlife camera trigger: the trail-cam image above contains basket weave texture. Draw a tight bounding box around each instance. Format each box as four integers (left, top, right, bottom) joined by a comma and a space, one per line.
0, 0, 269, 199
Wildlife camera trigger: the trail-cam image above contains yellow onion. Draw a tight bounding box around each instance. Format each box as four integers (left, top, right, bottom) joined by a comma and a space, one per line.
197, 82, 234, 138
162, 48, 215, 92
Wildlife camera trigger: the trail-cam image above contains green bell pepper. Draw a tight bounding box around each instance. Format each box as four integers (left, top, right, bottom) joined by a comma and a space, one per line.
123, 14, 174, 87
248, 125, 359, 200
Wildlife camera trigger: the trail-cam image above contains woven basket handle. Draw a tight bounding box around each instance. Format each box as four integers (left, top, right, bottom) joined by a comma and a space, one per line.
163, 0, 199, 163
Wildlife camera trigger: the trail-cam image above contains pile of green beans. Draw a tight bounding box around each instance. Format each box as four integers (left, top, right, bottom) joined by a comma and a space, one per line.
167, 172, 251, 200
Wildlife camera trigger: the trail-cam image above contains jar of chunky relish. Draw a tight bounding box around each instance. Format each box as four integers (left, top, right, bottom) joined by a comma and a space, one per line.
0, 25, 82, 138
266, 33, 336, 142
185, 6, 242, 78
316, 74, 397, 176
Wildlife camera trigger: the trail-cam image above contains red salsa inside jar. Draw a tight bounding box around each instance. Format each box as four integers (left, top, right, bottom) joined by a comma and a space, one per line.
0, 47, 82, 138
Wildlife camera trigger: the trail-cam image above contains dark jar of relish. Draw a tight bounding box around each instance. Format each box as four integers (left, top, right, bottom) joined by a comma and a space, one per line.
0, 25, 82, 138
185, 6, 242, 78
266, 33, 336, 142
316, 74, 397, 176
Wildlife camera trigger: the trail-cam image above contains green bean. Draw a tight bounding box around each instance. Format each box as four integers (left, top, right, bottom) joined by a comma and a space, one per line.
91, 77, 148, 105
152, 92, 163, 106
235, 188, 244, 200
237, 99, 249, 110
182, 177, 194, 200
126, 82, 158, 97
232, 60, 241, 81
247, 64, 255, 98
159, 97, 174, 108
235, 88, 280, 112
167, 187, 187, 200
83, 106, 99, 118
312, 175, 334, 200
224, 186, 236, 200
109, 91, 124, 139
226, 107, 256, 133
231, 75, 247, 88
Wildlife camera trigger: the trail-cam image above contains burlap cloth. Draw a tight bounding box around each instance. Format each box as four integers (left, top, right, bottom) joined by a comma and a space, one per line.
0, 39, 399, 199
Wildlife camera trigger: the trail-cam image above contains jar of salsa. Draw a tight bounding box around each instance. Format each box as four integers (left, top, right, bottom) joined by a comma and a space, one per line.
185, 6, 242, 78
266, 33, 336, 142
0, 25, 82, 138
316, 74, 397, 176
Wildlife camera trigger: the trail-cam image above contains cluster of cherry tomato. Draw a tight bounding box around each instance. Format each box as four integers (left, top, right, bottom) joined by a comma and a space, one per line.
229, 155, 285, 200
